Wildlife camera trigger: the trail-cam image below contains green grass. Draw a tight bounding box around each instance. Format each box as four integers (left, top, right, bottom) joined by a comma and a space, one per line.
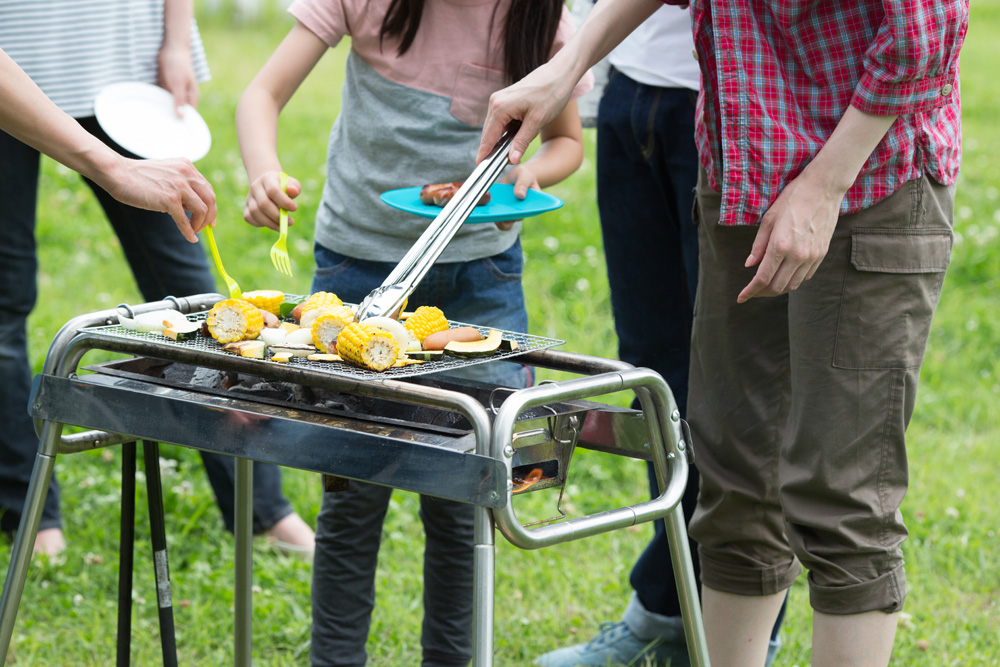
2, 4, 999, 665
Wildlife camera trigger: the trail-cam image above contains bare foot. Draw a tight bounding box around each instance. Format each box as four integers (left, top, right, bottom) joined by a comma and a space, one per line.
33, 527, 66, 557
265, 513, 315, 559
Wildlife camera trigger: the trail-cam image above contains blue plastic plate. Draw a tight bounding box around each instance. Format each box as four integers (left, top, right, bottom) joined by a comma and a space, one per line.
380, 184, 563, 223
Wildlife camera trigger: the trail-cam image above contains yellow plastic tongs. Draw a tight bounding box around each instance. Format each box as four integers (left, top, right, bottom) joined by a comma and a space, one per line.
204, 226, 241, 299
354, 121, 520, 321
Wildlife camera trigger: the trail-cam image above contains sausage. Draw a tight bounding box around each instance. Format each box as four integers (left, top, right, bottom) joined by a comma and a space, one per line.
420, 326, 483, 351
419, 182, 492, 207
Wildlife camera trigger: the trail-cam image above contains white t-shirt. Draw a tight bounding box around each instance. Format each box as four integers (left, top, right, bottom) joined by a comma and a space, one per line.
0, 0, 210, 118
608, 4, 699, 91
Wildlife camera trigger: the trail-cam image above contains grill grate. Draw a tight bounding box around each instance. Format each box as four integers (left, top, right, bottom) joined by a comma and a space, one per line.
79, 304, 563, 380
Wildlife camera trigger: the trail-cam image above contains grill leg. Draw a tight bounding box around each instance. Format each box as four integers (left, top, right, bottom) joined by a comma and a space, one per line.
0, 420, 63, 665
142, 441, 178, 667
234, 457, 254, 666
117, 441, 138, 667
472, 505, 495, 667
665, 502, 709, 666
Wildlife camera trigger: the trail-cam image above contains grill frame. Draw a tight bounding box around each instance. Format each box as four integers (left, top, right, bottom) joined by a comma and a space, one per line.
0, 294, 708, 667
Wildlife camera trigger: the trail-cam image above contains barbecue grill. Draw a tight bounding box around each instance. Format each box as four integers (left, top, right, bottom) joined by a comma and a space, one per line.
0, 293, 708, 666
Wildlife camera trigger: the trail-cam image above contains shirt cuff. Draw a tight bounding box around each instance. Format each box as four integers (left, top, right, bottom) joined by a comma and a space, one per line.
851, 69, 958, 117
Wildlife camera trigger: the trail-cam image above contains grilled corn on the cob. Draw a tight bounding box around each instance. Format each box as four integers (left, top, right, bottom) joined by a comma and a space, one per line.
241, 290, 284, 316
403, 306, 448, 341
207, 299, 265, 344
336, 322, 399, 371
300, 291, 343, 316
311, 306, 356, 353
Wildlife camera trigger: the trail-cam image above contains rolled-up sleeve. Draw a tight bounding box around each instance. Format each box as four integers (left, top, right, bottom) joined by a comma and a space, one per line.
852, 0, 969, 116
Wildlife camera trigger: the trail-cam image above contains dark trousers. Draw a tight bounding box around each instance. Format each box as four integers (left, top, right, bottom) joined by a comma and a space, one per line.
0, 119, 292, 536
597, 69, 786, 631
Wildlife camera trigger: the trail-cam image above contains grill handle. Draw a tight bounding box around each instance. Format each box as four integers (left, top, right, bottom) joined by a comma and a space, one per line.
354, 122, 520, 321
490, 367, 688, 549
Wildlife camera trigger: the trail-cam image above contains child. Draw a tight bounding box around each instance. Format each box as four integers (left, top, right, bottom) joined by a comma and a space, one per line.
236, 0, 592, 664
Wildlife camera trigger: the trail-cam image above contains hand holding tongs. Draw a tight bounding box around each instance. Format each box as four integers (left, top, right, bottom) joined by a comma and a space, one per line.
354, 121, 521, 321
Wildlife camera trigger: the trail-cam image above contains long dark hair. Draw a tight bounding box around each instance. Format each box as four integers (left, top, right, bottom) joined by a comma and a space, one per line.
379, 0, 563, 84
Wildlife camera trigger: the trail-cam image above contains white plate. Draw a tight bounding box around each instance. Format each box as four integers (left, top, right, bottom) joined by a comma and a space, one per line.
94, 82, 211, 161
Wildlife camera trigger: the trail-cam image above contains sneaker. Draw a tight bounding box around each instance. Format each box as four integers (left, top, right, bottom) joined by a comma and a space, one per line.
534, 621, 689, 667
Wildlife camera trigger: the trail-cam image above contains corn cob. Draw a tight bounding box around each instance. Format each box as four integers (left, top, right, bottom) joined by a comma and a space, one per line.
300, 291, 343, 316
241, 290, 284, 316
336, 322, 399, 371
207, 299, 265, 344
403, 305, 448, 342
311, 306, 356, 353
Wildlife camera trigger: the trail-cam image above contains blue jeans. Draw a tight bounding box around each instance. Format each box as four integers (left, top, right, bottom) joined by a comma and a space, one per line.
597, 69, 787, 636
0, 121, 291, 536
310, 241, 528, 666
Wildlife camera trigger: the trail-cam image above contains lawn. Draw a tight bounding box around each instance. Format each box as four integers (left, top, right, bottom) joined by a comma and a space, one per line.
1, 2, 998, 666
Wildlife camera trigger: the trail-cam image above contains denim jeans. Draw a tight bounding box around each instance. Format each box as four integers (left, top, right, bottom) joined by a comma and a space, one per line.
0, 121, 292, 536
598, 69, 787, 641
309, 241, 528, 666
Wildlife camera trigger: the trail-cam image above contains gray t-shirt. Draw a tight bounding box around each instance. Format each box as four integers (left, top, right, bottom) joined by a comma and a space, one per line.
314, 52, 520, 265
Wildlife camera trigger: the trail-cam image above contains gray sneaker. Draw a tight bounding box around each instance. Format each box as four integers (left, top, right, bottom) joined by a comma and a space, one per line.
533, 621, 690, 667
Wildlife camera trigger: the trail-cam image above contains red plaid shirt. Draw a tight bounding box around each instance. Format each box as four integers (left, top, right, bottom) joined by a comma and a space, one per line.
665, 0, 969, 225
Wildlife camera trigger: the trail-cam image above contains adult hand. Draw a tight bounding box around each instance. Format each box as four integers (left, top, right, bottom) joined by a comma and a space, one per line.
495, 166, 539, 231
100, 156, 218, 243
477, 60, 576, 166
737, 172, 844, 303
158, 42, 199, 115
243, 170, 301, 232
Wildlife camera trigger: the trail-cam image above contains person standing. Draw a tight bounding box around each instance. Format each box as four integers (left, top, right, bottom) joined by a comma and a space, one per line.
0, 0, 314, 557
536, 5, 782, 666
479, 0, 968, 664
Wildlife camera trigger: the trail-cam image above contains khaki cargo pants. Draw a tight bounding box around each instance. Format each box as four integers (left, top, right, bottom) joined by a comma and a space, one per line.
687, 172, 954, 614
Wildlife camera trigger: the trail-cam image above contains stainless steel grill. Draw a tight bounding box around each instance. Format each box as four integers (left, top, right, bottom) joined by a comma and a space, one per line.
0, 294, 708, 667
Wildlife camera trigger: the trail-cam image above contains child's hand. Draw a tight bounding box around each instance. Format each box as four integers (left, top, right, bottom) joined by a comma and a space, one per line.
244, 170, 301, 231
497, 166, 539, 231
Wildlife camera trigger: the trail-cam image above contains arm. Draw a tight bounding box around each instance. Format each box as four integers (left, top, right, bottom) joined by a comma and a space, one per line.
478, 0, 662, 164
160, 0, 199, 113
737, 106, 896, 303
236, 22, 328, 231
496, 99, 585, 230
0, 48, 215, 242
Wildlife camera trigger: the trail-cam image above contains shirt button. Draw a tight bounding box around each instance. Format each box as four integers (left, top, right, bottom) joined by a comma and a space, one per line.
692, 49, 699, 62
941, 83, 953, 95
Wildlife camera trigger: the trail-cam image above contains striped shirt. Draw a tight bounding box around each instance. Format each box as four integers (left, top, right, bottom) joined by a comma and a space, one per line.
0, 0, 210, 118
663, 0, 968, 226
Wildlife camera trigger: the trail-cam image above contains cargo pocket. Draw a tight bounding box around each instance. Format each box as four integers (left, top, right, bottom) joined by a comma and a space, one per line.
450, 62, 506, 127
833, 228, 952, 370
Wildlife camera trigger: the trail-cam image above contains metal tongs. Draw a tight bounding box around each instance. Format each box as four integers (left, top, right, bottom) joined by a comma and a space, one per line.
354, 122, 521, 321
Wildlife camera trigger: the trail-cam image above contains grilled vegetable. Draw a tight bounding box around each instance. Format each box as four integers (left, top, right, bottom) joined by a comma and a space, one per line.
443, 328, 502, 358
241, 290, 284, 316
268, 343, 317, 358
301, 303, 354, 329
336, 322, 399, 371
360, 316, 410, 352
207, 299, 265, 344
311, 307, 356, 353
405, 350, 444, 361
402, 306, 449, 342
162, 319, 201, 341
222, 340, 266, 358
293, 291, 344, 323
119, 309, 188, 333
270, 352, 293, 363
307, 353, 342, 362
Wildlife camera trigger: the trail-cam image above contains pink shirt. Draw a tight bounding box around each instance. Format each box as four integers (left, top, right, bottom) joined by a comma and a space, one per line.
291, 0, 593, 126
